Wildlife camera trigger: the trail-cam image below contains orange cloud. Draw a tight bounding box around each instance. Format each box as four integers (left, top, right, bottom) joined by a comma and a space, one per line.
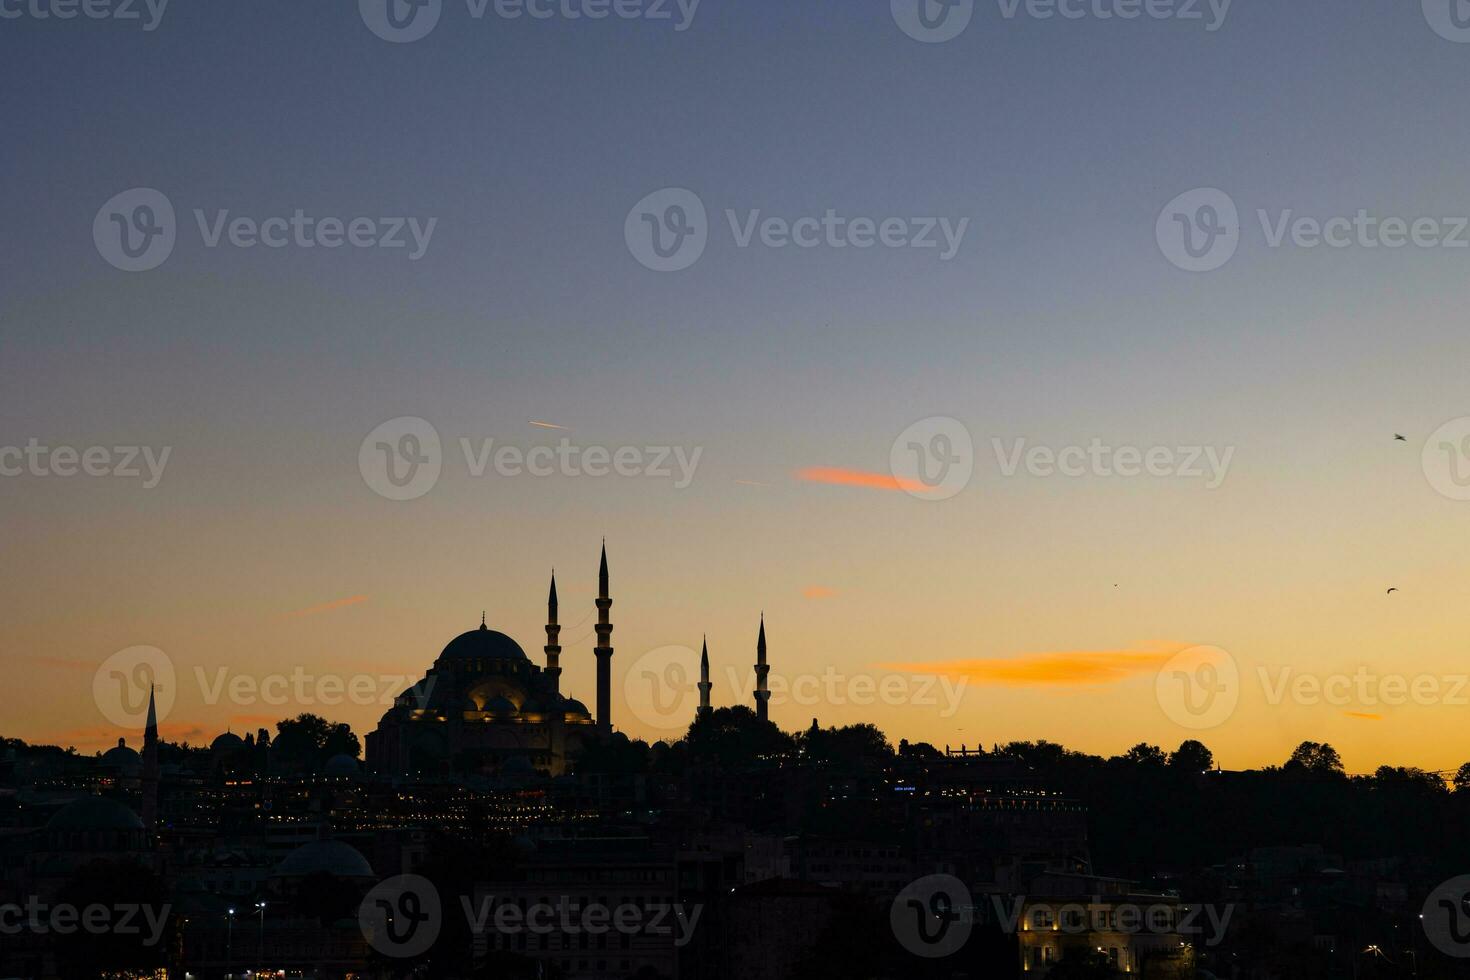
797, 466, 926, 493
803, 586, 838, 600
876, 645, 1188, 687
230, 714, 280, 728
1344, 711, 1383, 721
281, 595, 369, 619
49, 721, 209, 750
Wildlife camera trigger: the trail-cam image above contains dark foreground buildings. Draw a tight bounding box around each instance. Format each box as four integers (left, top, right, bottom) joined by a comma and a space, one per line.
0, 549, 1460, 978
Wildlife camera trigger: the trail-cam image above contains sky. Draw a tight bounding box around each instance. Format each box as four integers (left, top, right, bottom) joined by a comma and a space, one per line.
5, 0, 1470, 773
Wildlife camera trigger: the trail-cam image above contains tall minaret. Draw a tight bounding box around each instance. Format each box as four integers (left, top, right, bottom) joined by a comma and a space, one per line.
141, 685, 159, 831
544, 571, 561, 696
697, 636, 712, 719
754, 614, 770, 723
594, 541, 614, 735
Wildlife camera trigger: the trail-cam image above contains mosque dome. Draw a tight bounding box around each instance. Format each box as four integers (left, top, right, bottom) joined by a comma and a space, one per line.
272, 839, 374, 880
100, 740, 141, 774
323, 754, 361, 776
211, 732, 246, 754
562, 698, 591, 719
439, 623, 528, 664
47, 796, 144, 832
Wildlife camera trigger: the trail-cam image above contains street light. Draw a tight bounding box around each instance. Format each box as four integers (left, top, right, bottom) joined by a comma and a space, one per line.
225, 908, 236, 979
255, 902, 267, 975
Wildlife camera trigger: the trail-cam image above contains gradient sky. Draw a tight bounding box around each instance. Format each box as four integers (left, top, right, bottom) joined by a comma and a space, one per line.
5, 0, 1470, 773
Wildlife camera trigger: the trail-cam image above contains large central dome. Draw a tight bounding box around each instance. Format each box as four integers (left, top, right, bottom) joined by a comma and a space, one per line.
439, 623, 528, 663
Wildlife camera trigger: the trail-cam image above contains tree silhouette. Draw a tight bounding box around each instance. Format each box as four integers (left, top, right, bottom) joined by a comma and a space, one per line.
1285, 741, 1344, 776
1168, 739, 1214, 772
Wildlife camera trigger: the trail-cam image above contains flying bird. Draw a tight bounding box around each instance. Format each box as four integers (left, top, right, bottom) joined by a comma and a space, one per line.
1394, 434, 1407, 442
1386, 588, 1399, 595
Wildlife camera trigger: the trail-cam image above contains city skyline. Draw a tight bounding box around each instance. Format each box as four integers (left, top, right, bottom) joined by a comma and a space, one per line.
10, 1, 1470, 779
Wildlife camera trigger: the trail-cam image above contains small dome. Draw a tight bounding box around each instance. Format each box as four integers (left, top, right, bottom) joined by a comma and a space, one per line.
562, 698, 590, 717
47, 796, 144, 832
438, 624, 528, 664
101, 740, 141, 773
272, 839, 374, 880
323, 754, 361, 776
211, 732, 246, 754
484, 696, 519, 715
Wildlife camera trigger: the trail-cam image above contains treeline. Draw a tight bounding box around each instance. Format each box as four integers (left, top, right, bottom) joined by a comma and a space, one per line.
575, 710, 1470, 880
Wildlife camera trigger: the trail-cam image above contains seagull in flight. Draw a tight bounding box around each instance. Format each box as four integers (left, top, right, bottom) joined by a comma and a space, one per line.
1386, 588, 1399, 595
1394, 434, 1407, 441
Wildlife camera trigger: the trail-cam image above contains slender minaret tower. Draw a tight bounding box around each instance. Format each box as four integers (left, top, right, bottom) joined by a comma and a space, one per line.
594, 542, 614, 735
754, 614, 770, 723
546, 570, 567, 773
141, 685, 159, 831
697, 636, 712, 719
544, 571, 561, 696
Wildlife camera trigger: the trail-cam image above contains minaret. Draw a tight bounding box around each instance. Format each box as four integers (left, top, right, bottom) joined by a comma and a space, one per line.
697, 636, 712, 719
594, 542, 614, 735
754, 614, 770, 722
544, 571, 561, 696
141, 685, 159, 831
